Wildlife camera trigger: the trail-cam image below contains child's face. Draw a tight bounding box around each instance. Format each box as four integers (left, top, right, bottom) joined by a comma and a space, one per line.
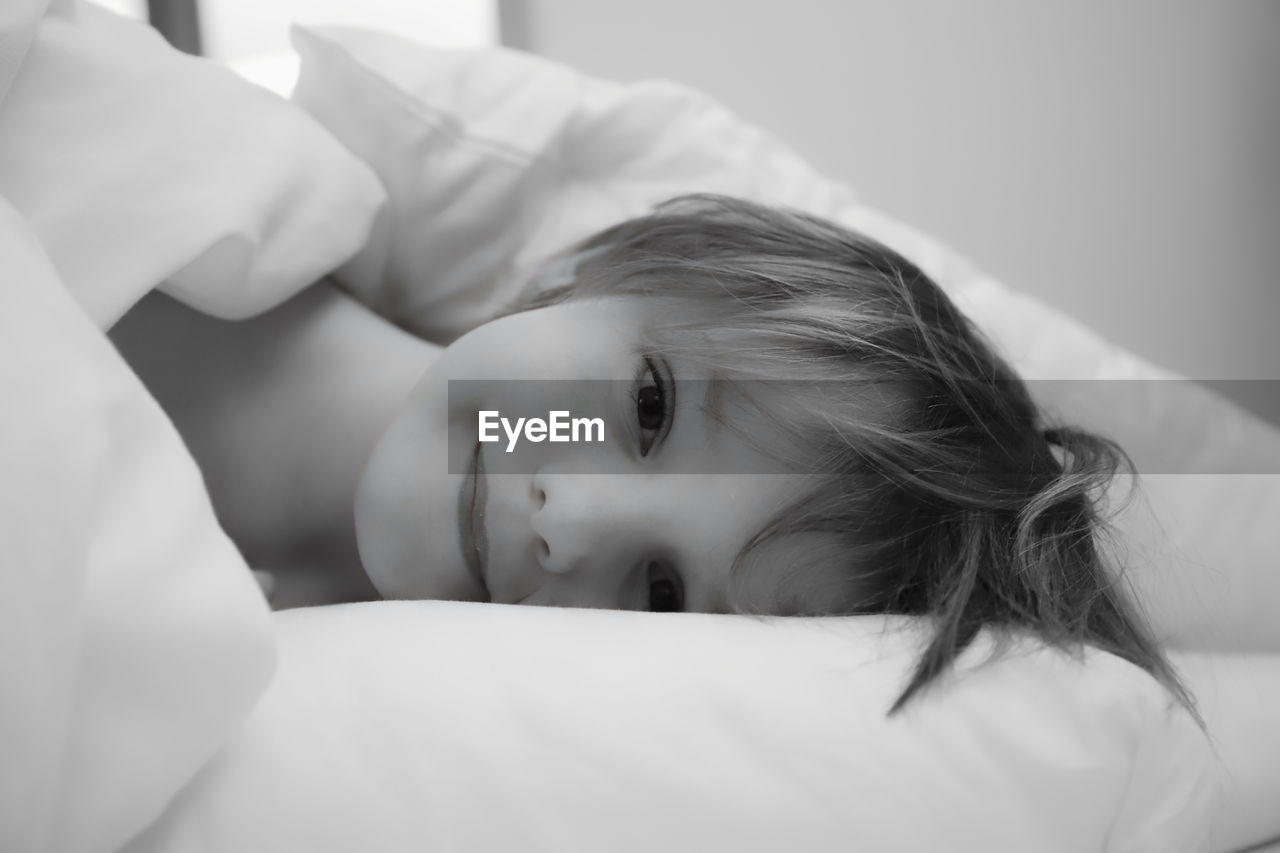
355, 296, 831, 614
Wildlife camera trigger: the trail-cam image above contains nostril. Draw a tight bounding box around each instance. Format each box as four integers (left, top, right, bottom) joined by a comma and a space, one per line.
534, 484, 546, 509
536, 537, 550, 562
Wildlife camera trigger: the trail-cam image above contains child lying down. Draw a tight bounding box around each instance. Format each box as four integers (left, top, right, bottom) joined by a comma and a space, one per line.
111, 193, 1193, 714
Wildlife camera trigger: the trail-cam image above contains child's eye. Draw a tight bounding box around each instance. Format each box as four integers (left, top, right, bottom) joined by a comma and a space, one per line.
646, 561, 684, 613
635, 356, 673, 457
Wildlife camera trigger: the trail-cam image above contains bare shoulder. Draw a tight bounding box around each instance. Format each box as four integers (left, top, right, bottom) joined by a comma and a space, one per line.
109, 283, 440, 581
109, 282, 363, 404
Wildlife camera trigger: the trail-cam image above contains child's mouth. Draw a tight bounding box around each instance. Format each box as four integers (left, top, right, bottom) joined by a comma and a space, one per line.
457, 440, 490, 600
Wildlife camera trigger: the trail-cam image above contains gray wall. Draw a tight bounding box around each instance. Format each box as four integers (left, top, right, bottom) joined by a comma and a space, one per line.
517, 0, 1280, 422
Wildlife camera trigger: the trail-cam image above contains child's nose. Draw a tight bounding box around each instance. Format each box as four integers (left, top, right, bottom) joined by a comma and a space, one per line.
529, 471, 657, 580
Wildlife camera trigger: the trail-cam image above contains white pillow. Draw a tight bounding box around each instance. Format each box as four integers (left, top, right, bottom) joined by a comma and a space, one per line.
0, 2, 385, 328
289, 24, 860, 343
288, 25, 1280, 653
126, 602, 1215, 853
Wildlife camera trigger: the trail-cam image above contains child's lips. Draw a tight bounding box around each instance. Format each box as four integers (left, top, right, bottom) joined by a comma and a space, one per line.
457, 441, 490, 599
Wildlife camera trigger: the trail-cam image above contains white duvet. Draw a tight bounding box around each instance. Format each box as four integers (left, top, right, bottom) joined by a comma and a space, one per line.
1, 3, 1275, 853
0, 3, 380, 851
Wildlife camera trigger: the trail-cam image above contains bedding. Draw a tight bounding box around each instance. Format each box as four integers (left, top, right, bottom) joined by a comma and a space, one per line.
0, 3, 380, 852
0, 5, 1275, 853
0, 195, 275, 853
0, 0, 384, 327
124, 604, 1214, 853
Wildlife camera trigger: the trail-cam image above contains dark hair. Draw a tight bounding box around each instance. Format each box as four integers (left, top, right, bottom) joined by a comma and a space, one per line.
518, 193, 1195, 717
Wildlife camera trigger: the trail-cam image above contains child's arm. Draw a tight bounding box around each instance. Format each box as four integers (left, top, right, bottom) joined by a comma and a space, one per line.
1170, 651, 1280, 852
